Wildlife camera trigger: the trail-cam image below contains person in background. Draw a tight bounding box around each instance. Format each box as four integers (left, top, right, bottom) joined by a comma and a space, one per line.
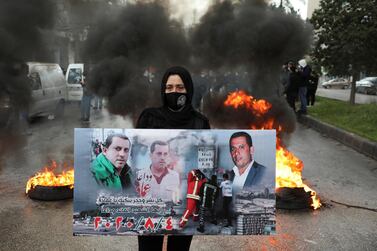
297, 59, 311, 115
80, 72, 92, 122
93, 95, 103, 110
280, 62, 290, 97
307, 70, 319, 106
286, 62, 300, 112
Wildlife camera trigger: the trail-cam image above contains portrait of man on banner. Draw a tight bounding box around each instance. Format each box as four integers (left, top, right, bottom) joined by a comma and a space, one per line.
136, 140, 180, 201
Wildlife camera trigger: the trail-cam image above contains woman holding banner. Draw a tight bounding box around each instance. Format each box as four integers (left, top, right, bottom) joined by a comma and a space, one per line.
136, 66, 210, 251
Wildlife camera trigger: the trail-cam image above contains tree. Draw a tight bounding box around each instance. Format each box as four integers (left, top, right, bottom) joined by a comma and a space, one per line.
310, 0, 377, 104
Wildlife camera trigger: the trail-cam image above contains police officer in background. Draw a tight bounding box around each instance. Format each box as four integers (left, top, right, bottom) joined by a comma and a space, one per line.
136, 66, 210, 251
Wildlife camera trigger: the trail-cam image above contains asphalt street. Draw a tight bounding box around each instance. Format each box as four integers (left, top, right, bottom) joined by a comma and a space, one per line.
316, 87, 377, 104
0, 103, 376, 251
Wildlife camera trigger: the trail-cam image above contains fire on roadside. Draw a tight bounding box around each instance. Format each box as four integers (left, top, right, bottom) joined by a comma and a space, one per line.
25, 161, 74, 194
224, 90, 321, 209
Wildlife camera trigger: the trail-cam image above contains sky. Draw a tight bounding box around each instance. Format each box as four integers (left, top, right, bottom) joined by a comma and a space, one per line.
168, 0, 308, 27
168, 0, 213, 26
271, 0, 308, 19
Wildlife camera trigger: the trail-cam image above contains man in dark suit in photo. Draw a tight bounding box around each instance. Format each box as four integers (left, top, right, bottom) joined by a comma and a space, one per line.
228, 131, 268, 194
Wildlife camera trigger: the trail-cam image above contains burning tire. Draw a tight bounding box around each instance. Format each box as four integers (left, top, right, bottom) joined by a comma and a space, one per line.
25, 161, 74, 201
27, 185, 73, 201
276, 187, 312, 210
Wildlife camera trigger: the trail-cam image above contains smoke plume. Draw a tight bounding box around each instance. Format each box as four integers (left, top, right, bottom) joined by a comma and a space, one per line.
0, 0, 55, 110
84, 1, 190, 119
84, 0, 313, 135
191, 0, 313, 134
0, 0, 55, 153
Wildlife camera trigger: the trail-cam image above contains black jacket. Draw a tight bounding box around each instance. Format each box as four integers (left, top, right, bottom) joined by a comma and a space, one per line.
286, 71, 300, 95
298, 65, 312, 87
136, 107, 210, 129
308, 74, 319, 91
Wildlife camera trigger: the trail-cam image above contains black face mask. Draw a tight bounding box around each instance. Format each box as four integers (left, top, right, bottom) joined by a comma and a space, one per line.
165, 92, 187, 111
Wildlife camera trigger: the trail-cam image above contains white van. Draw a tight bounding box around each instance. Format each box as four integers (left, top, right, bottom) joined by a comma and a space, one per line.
66, 63, 84, 101
27, 62, 67, 118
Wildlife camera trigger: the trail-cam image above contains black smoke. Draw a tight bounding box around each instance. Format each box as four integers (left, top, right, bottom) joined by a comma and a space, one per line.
191, 0, 312, 93
84, 1, 190, 120
84, 0, 313, 135
0, 0, 55, 154
191, 0, 313, 135
0, 0, 55, 111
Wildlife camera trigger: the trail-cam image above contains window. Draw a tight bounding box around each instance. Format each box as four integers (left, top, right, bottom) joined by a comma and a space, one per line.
370, 78, 377, 84
67, 68, 82, 84
29, 72, 42, 90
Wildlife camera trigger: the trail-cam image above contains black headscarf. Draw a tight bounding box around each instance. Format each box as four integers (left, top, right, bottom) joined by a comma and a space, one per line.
159, 66, 195, 126
160, 66, 194, 106
136, 66, 210, 129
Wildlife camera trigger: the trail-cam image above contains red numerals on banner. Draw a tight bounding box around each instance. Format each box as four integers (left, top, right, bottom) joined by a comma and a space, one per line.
126, 221, 134, 228
144, 217, 155, 230
92, 216, 174, 231
94, 217, 101, 230
116, 217, 123, 231
165, 217, 173, 230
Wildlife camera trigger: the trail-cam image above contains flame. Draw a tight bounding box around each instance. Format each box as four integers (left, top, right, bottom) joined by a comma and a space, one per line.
276, 146, 321, 209
224, 90, 272, 116
26, 161, 74, 194
224, 90, 321, 209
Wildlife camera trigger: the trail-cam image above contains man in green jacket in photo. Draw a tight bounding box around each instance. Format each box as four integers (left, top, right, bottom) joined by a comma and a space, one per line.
91, 133, 133, 190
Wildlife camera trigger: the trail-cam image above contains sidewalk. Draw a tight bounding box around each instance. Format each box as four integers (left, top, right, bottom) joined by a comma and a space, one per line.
298, 114, 377, 161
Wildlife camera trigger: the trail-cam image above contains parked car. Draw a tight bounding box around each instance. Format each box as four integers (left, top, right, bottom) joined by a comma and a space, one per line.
66, 63, 84, 102
321, 78, 350, 89
27, 62, 67, 119
356, 77, 377, 95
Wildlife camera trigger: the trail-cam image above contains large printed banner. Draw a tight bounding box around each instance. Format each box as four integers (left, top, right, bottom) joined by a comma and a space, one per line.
73, 129, 276, 236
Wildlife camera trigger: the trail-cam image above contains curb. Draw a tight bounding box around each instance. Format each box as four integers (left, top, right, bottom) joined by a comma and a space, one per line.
298, 115, 377, 161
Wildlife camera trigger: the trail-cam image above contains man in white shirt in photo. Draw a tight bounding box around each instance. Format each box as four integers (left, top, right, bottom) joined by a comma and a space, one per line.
136, 140, 180, 201
220, 173, 233, 227
228, 131, 268, 195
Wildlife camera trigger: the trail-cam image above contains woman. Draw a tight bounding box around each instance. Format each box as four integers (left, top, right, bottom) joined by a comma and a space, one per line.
136, 66, 210, 251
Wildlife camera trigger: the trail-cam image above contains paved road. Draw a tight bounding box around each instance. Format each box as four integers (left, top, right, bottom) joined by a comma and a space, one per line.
0, 104, 376, 250
316, 87, 377, 104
